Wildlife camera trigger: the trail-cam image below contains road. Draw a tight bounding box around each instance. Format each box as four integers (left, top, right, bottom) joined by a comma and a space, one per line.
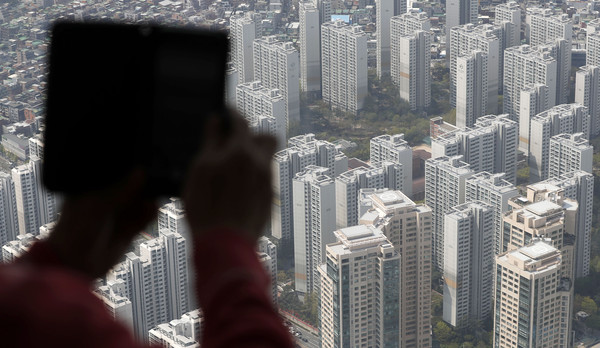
288, 322, 320, 348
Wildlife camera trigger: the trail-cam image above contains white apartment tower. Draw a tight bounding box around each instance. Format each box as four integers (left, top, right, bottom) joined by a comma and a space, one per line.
96, 279, 134, 330
321, 20, 368, 114
359, 190, 433, 348
424, 155, 474, 271
299, 2, 321, 94
395, 30, 431, 110
494, 240, 572, 348
376, 0, 407, 78
443, 202, 494, 328
390, 11, 431, 111
230, 12, 262, 83
370, 134, 413, 197
319, 225, 400, 348
225, 63, 238, 106
529, 104, 590, 182
548, 133, 594, 179
575, 65, 600, 137
107, 229, 189, 342
538, 171, 594, 278
271, 134, 347, 242
253, 36, 300, 125
503, 45, 557, 121
519, 83, 550, 153
257, 236, 278, 302
445, 0, 477, 47
526, 9, 572, 105
335, 163, 403, 229
11, 158, 58, 236
292, 165, 336, 297
587, 31, 600, 67
449, 24, 501, 114
465, 172, 519, 255
148, 310, 202, 348
0, 172, 18, 246
236, 81, 286, 148
431, 114, 519, 184
456, 51, 487, 128
390, 9, 431, 38
494, 1, 521, 49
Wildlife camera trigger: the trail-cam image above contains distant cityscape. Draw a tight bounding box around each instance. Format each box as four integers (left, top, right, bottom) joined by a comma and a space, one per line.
0, 0, 599, 347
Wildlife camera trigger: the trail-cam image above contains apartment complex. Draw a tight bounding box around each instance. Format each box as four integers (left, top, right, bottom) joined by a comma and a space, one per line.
424, 155, 474, 271
321, 20, 368, 113
529, 104, 590, 182
319, 225, 400, 348
494, 240, 572, 348
253, 36, 300, 125
443, 202, 494, 328
360, 190, 433, 348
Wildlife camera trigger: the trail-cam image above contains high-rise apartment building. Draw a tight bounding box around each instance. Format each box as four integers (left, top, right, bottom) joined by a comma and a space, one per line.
549, 133, 593, 179
519, 83, 550, 153
359, 190, 433, 348
390, 9, 432, 103
529, 104, 590, 182
390, 9, 431, 37
587, 31, 600, 67
465, 172, 519, 255
321, 20, 368, 114
335, 163, 403, 229
11, 158, 58, 236
0, 172, 18, 246
449, 24, 501, 114
503, 45, 557, 121
271, 134, 347, 242
503, 191, 578, 282
96, 279, 134, 330
526, 9, 572, 104
148, 310, 202, 348
395, 30, 431, 110
253, 36, 300, 125
456, 51, 487, 128
235, 81, 286, 148
299, 2, 321, 94
537, 171, 594, 278
293, 165, 336, 297
432, 114, 518, 183
370, 134, 413, 197
230, 12, 262, 83
443, 202, 494, 328
494, 1, 521, 49
424, 155, 474, 271
494, 240, 572, 348
107, 229, 189, 342
257, 236, 278, 302
319, 224, 400, 348
445, 0, 477, 47
376, 0, 407, 78
575, 65, 600, 137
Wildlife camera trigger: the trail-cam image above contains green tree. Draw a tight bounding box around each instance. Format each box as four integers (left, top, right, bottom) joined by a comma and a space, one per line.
581, 297, 598, 315
434, 321, 454, 342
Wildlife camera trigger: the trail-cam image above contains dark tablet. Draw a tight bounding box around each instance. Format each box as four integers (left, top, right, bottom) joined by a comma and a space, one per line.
44, 22, 228, 196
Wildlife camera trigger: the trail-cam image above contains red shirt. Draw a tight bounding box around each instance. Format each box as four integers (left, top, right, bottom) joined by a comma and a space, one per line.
0, 229, 294, 348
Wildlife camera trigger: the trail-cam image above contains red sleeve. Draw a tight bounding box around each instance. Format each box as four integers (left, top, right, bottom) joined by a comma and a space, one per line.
0, 242, 152, 348
193, 229, 295, 348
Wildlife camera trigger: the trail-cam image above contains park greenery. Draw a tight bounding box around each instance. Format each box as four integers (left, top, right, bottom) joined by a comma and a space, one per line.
292, 63, 453, 161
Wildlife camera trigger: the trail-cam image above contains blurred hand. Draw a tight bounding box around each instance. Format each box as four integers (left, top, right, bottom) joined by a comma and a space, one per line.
183, 114, 276, 244
46, 170, 157, 279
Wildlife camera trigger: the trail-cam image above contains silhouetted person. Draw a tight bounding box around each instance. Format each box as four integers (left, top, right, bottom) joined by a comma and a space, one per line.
0, 116, 294, 348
